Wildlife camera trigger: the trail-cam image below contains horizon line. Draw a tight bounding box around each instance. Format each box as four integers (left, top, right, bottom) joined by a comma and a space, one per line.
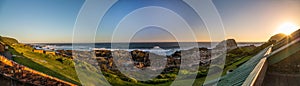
22, 41, 266, 44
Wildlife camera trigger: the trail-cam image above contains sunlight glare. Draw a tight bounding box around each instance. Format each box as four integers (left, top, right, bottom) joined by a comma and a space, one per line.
275, 22, 299, 35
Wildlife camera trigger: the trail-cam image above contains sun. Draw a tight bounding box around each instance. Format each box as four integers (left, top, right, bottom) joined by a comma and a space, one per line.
274, 22, 299, 35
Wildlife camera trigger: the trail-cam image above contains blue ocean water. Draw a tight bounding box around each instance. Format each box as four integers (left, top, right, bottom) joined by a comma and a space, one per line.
34, 42, 263, 50
32, 42, 262, 56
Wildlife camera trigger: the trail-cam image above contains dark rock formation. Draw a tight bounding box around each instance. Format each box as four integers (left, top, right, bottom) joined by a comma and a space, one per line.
215, 39, 238, 51
268, 33, 286, 42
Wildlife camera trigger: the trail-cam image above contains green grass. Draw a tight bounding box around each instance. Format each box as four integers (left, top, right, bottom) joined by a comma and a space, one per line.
93, 69, 208, 86
0, 36, 18, 45
7, 43, 263, 86
8, 44, 255, 86
222, 56, 252, 75
150, 77, 206, 86
8, 45, 81, 85
8, 44, 189, 86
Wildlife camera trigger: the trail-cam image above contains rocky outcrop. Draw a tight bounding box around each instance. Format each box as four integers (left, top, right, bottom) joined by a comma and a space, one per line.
215, 39, 238, 51
290, 29, 300, 38
268, 33, 286, 42
95, 48, 212, 73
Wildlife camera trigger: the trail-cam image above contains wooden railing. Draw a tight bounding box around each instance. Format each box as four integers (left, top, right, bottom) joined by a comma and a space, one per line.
243, 45, 272, 86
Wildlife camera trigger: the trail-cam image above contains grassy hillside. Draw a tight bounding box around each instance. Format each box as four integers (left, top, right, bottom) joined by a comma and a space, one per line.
0, 36, 272, 86
0, 36, 18, 45
0, 36, 80, 84
8, 44, 81, 85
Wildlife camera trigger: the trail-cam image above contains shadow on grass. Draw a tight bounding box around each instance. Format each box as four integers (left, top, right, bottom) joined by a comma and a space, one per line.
9, 47, 81, 85
13, 57, 81, 85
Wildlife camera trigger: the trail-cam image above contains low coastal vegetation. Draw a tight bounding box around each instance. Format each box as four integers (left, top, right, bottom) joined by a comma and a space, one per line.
0, 36, 80, 85
0, 36, 273, 86
90, 40, 272, 85
10, 44, 80, 85
223, 41, 274, 75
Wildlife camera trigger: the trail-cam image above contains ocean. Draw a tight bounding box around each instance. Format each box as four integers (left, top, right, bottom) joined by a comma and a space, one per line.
31, 42, 263, 56
33, 42, 263, 50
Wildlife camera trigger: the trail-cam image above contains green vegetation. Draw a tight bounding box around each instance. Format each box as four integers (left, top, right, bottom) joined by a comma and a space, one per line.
0, 36, 274, 86
81, 42, 273, 86
223, 41, 273, 75
8, 44, 81, 85
0, 36, 18, 45
8, 43, 272, 86
100, 72, 200, 86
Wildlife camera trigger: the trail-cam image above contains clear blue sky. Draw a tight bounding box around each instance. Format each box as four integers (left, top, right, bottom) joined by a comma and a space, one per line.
0, 0, 300, 43
0, 0, 84, 43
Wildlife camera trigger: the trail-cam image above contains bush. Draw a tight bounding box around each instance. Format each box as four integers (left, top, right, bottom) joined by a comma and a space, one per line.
56, 58, 63, 62
56, 57, 74, 66
180, 70, 189, 75
196, 71, 207, 78
128, 77, 138, 83
62, 59, 74, 65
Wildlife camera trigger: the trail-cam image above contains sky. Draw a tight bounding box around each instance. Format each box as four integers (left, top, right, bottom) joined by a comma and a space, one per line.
0, 0, 300, 43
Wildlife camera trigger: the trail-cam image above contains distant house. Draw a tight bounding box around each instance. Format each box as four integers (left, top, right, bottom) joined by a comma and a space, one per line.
33, 49, 44, 54
45, 50, 56, 55
32, 46, 56, 55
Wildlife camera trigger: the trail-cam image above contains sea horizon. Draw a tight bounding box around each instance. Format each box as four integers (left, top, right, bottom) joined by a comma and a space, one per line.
27, 42, 264, 51
23, 41, 266, 44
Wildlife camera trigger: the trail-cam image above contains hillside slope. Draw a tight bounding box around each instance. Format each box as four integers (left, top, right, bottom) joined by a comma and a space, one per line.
0, 36, 18, 45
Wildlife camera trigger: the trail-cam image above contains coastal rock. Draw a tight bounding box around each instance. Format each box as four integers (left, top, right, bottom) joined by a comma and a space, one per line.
290, 29, 300, 37
215, 39, 238, 51
268, 33, 286, 42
